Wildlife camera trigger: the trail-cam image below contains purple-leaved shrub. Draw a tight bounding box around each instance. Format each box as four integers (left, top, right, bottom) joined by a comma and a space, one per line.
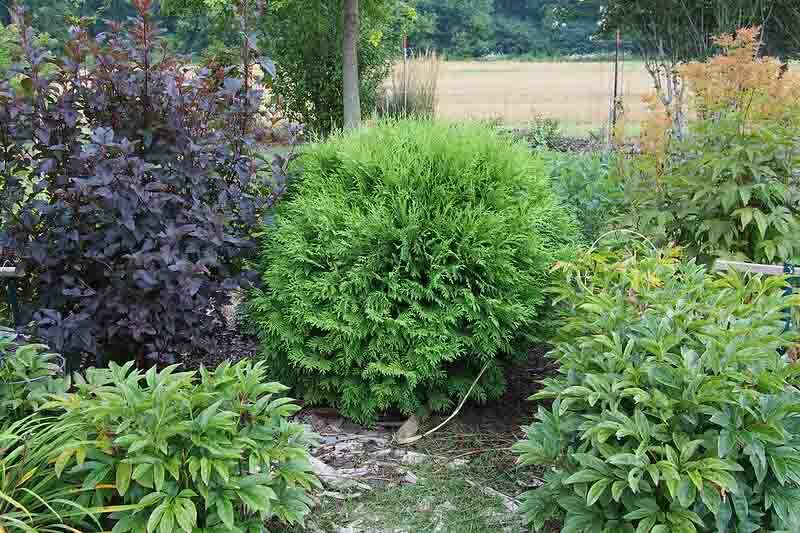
0, 0, 296, 364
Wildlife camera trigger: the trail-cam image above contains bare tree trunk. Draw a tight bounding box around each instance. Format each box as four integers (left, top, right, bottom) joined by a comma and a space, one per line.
343, 0, 361, 129
644, 59, 688, 142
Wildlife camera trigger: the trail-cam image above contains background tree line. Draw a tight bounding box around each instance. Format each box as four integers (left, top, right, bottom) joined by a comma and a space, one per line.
410, 0, 611, 58
4, 1, 800, 62
1, 0, 612, 59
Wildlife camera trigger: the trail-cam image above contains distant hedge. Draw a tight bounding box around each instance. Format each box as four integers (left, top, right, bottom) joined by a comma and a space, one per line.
246, 121, 578, 423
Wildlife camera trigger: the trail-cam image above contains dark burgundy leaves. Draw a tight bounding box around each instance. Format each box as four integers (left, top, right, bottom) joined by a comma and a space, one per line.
0, 3, 296, 365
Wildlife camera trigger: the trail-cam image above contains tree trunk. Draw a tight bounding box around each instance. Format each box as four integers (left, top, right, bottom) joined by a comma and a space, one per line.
343, 0, 361, 129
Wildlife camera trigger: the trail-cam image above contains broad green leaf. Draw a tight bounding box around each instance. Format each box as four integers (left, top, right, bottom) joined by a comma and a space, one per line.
677, 477, 697, 507
608, 453, 642, 466
587, 478, 612, 506
147, 502, 168, 533
200, 458, 211, 485
158, 507, 174, 533
636, 515, 657, 533
646, 464, 660, 486
174, 500, 195, 533
753, 209, 769, 238
217, 497, 234, 529
687, 470, 703, 492
702, 470, 738, 493
116, 462, 132, 497
564, 470, 605, 484
700, 483, 722, 516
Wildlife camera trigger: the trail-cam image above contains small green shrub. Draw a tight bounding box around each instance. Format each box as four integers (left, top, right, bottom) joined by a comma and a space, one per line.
545, 153, 623, 241
518, 115, 562, 151
514, 247, 800, 532
0, 328, 67, 419
246, 120, 579, 424
47, 360, 319, 532
630, 115, 800, 264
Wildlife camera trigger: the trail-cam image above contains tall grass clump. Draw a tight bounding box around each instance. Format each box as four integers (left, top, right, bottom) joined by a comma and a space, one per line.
246, 120, 579, 424
377, 51, 440, 119
0, 415, 101, 532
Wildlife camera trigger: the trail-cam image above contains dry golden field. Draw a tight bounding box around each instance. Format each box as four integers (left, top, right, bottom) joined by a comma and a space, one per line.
434, 61, 654, 135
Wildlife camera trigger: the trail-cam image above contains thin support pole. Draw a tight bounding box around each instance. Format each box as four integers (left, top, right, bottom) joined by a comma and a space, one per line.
403, 34, 409, 116
611, 29, 621, 130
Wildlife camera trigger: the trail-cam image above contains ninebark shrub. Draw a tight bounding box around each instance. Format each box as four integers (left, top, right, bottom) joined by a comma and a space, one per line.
0, 1, 292, 363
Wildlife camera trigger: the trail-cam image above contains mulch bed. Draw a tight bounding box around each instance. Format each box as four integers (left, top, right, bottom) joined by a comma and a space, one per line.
180, 325, 260, 370
446, 345, 556, 434
182, 315, 557, 433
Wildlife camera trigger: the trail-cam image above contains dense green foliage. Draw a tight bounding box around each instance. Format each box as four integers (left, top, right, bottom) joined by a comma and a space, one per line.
0, 332, 96, 531
600, 0, 800, 60
545, 152, 623, 242
631, 115, 800, 264
0, 329, 67, 419
47, 360, 319, 532
7, 0, 138, 43
246, 121, 578, 424
264, 0, 413, 135
514, 247, 800, 531
0, 24, 16, 73
0, 415, 103, 532
411, 0, 609, 58
621, 28, 800, 265
0, 353, 318, 532
161, 0, 410, 135
515, 115, 563, 150
8, 0, 612, 60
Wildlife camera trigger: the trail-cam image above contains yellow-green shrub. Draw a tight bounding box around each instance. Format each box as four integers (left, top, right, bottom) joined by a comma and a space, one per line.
246, 121, 579, 423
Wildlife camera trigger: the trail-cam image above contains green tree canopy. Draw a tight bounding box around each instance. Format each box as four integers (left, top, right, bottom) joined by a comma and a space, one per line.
599, 0, 800, 60
410, 0, 607, 58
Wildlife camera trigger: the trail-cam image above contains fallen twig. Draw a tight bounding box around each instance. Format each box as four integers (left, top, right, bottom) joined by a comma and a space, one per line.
396, 361, 491, 445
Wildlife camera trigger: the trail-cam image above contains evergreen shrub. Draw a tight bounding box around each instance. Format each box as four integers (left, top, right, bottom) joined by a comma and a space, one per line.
247, 120, 578, 423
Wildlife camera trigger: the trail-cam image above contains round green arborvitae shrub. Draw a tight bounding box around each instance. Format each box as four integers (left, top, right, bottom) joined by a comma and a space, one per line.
246, 121, 578, 423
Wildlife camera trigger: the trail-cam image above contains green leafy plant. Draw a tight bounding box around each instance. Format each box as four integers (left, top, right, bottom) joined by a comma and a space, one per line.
633, 115, 800, 264
0, 23, 17, 75
514, 247, 800, 532
0, 328, 67, 419
519, 115, 562, 151
546, 152, 623, 241
246, 120, 578, 424
46, 360, 319, 532
629, 27, 800, 265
